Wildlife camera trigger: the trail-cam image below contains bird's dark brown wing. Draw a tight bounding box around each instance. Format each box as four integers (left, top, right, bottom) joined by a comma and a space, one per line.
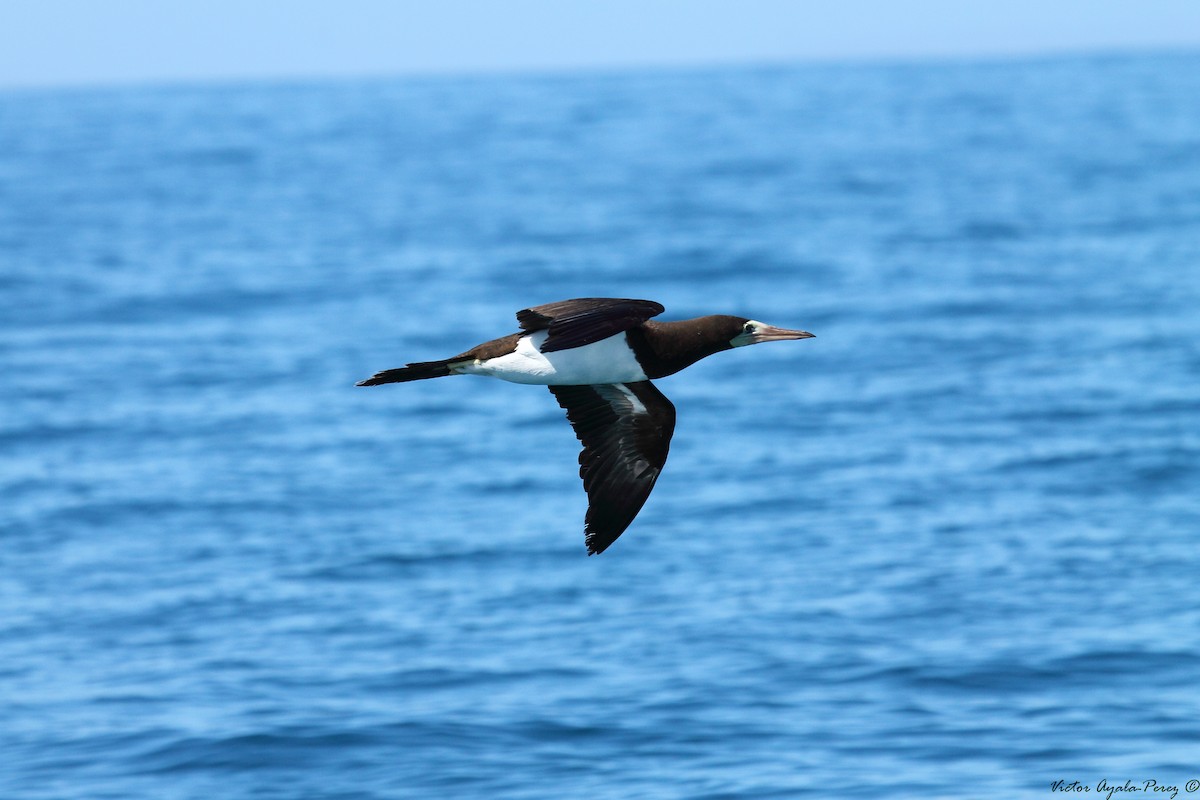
517, 298, 665, 353
549, 381, 676, 555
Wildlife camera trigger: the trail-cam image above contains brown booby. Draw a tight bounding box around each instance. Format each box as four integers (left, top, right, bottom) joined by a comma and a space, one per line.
357, 298, 814, 555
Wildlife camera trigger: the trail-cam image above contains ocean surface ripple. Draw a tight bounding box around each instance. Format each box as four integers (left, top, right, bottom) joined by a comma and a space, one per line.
3, 52, 1200, 799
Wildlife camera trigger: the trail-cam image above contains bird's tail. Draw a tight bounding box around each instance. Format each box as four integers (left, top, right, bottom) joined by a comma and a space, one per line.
356, 359, 457, 386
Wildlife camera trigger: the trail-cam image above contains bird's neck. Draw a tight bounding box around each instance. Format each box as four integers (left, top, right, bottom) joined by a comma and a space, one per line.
630, 320, 734, 379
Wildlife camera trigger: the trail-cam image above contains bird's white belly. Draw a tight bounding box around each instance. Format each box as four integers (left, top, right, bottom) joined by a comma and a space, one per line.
459, 330, 649, 385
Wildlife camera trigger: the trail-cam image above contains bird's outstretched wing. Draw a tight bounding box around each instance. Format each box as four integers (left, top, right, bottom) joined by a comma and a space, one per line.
549, 381, 676, 555
517, 298, 665, 353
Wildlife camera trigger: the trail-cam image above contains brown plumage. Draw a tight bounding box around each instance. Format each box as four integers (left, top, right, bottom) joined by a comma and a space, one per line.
357, 298, 814, 554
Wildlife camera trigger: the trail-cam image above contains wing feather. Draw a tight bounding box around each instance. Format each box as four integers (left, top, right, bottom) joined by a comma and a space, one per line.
549, 381, 676, 554
517, 298, 664, 353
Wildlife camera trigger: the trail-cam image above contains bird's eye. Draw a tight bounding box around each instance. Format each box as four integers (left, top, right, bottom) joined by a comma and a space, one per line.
743, 323, 754, 332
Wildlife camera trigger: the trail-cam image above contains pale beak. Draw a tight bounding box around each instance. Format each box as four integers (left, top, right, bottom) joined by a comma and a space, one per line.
752, 325, 815, 343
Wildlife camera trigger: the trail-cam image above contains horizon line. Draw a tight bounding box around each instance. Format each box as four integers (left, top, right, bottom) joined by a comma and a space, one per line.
2, 42, 1198, 96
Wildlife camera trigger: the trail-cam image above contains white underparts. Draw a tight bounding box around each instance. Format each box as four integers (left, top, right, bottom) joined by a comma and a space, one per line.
455, 330, 649, 385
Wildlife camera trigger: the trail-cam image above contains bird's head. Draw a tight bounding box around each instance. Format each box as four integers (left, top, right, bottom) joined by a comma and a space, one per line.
728, 317, 815, 348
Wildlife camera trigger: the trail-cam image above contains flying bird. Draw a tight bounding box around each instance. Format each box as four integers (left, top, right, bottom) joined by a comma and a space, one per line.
357, 298, 814, 555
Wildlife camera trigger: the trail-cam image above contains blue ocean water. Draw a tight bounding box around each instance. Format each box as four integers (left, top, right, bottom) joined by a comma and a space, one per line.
3, 51, 1200, 799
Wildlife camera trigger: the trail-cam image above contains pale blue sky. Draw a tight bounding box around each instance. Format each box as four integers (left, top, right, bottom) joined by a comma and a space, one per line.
2, 0, 1199, 89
